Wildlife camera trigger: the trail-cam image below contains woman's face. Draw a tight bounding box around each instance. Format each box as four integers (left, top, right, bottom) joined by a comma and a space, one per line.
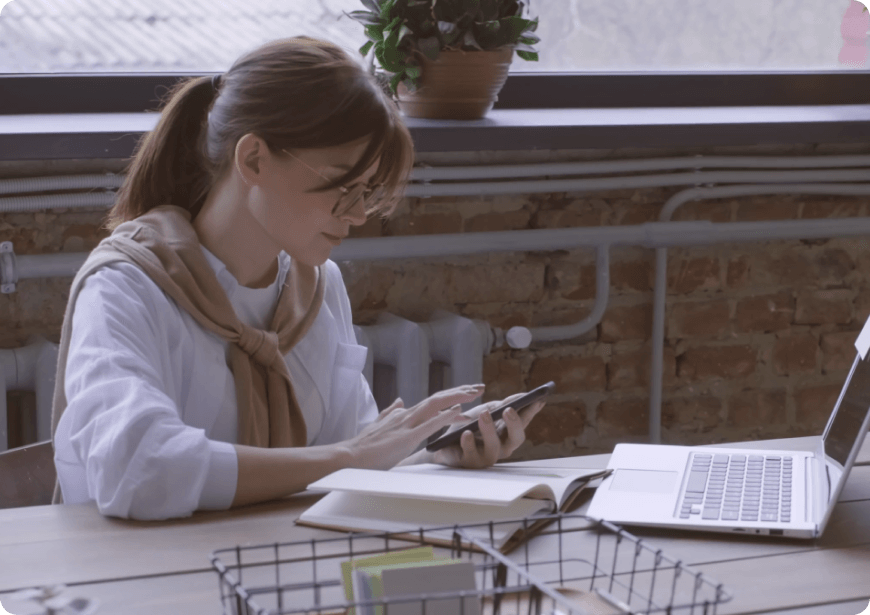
239, 133, 379, 267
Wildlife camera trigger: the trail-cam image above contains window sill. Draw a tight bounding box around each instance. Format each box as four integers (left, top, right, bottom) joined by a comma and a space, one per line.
2, 104, 870, 161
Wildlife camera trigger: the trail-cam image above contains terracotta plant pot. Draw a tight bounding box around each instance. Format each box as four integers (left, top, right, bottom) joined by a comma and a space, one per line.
395, 46, 514, 120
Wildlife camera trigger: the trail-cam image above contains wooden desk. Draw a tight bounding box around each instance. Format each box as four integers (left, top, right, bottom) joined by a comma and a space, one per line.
1, 436, 869, 615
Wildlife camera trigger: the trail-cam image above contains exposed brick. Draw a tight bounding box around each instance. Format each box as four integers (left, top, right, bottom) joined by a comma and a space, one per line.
772, 334, 818, 376
534, 209, 602, 229
662, 396, 721, 433
667, 300, 730, 339
820, 331, 859, 374
480, 358, 524, 403
600, 304, 653, 342
814, 248, 855, 285
529, 355, 607, 394
726, 256, 750, 290
667, 257, 720, 294
385, 211, 462, 235
728, 390, 788, 429
524, 402, 586, 445
548, 263, 596, 301
606, 346, 677, 390
597, 397, 648, 437
748, 252, 813, 288
671, 201, 731, 223
855, 290, 870, 326
734, 293, 794, 334
346, 267, 398, 311
796, 384, 842, 431
735, 200, 799, 221
677, 345, 757, 381
611, 259, 653, 293
465, 210, 531, 233
794, 289, 853, 325
447, 264, 545, 304
801, 199, 861, 219
611, 202, 660, 226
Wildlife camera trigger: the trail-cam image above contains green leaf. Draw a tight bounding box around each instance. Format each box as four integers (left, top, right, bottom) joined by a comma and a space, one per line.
417, 36, 441, 60
345, 9, 381, 26
365, 24, 385, 42
515, 50, 538, 61
512, 42, 536, 52
359, 40, 375, 56
405, 64, 422, 79
518, 32, 540, 44
396, 24, 414, 45
360, 0, 381, 13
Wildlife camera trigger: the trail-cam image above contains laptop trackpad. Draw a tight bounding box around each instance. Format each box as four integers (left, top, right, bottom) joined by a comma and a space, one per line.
609, 469, 678, 494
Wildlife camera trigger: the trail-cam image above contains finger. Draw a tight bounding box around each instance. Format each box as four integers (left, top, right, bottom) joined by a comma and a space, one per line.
376, 398, 404, 421
459, 429, 484, 468
501, 407, 527, 457
475, 410, 501, 467
417, 403, 465, 438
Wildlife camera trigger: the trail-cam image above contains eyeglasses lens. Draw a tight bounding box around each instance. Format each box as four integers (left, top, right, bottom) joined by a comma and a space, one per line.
334, 184, 383, 216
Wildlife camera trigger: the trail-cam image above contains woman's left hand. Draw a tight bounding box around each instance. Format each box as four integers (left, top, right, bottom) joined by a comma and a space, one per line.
431, 392, 547, 469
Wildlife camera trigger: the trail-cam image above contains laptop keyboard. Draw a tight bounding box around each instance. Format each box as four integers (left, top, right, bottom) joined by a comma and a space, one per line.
677, 453, 793, 523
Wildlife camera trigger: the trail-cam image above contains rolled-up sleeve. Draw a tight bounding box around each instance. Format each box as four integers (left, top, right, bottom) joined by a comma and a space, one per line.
57, 264, 238, 520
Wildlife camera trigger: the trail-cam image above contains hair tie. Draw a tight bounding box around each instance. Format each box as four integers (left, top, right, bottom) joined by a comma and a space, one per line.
211, 73, 222, 93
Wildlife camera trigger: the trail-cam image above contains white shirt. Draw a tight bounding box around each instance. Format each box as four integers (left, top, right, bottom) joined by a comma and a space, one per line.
53, 245, 377, 520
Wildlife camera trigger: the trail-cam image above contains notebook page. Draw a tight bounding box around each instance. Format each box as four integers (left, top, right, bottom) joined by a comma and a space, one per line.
308, 468, 554, 506
392, 464, 605, 508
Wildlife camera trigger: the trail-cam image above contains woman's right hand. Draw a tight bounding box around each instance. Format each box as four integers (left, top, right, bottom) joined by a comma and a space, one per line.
343, 383, 486, 470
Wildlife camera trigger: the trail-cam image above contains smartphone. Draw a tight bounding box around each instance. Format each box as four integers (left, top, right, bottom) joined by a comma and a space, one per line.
425, 381, 556, 453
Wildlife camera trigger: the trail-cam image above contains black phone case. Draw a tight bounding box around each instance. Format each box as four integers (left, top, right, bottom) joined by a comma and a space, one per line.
425, 381, 556, 452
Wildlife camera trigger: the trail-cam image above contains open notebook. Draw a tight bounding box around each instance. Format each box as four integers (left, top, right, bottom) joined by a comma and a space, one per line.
297, 462, 611, 553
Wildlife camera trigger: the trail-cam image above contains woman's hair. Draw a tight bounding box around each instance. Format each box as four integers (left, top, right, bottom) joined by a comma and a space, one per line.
104, 36, 415, 232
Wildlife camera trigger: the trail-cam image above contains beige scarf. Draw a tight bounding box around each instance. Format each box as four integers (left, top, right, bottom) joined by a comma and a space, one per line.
50, 204, 325, 504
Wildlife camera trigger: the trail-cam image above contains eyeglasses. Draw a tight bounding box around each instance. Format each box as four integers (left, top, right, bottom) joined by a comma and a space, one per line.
281, 148, 384, 217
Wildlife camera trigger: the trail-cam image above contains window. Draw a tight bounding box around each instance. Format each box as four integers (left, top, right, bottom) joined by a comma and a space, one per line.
0, 0, 863, 74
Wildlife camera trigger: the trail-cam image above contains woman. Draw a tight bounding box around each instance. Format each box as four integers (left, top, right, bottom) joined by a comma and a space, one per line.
49, 36, 546, 521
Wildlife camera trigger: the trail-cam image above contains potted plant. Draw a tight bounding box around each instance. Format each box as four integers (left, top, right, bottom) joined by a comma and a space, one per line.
345, 0, 540, 120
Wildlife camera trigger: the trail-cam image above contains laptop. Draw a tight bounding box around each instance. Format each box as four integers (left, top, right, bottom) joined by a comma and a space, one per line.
588, 329, 870, 539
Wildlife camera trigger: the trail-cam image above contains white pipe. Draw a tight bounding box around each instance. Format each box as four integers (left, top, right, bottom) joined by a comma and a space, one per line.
0, 191, 115, 213
1, 156, 870, 215
410, 154, 870, 181
402, 169, 870, 198
0, 336, 58, 452
364, 312, 431, 410
418, 309, 486, 413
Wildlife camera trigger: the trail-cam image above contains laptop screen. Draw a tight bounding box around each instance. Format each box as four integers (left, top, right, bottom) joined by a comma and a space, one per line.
823, 352, 870, 469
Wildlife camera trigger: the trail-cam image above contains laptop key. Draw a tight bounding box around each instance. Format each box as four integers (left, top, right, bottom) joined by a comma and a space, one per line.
761, 512, 778, 522
686, 471, 708, 493
702, 508, 720, 520
721, 510, 739, 520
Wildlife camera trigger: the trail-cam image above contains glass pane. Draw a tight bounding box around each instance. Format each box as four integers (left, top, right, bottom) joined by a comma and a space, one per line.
0, 0, 865, 73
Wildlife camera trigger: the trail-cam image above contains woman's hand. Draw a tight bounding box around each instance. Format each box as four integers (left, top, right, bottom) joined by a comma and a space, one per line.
344, 383, 486, 470
431, 392, 547, 470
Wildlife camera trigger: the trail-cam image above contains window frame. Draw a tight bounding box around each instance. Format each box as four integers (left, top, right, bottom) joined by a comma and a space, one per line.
1, 71, 870, 159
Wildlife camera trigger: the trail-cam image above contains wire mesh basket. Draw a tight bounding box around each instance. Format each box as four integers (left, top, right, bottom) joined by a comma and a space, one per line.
210, 512, 733, 615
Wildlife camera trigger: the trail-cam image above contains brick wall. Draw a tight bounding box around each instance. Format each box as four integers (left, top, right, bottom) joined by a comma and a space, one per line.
2, 142, 869, 459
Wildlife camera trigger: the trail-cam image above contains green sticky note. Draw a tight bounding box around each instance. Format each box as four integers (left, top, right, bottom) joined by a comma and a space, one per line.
341, 546, 435, 614
352, 558, 471, 615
